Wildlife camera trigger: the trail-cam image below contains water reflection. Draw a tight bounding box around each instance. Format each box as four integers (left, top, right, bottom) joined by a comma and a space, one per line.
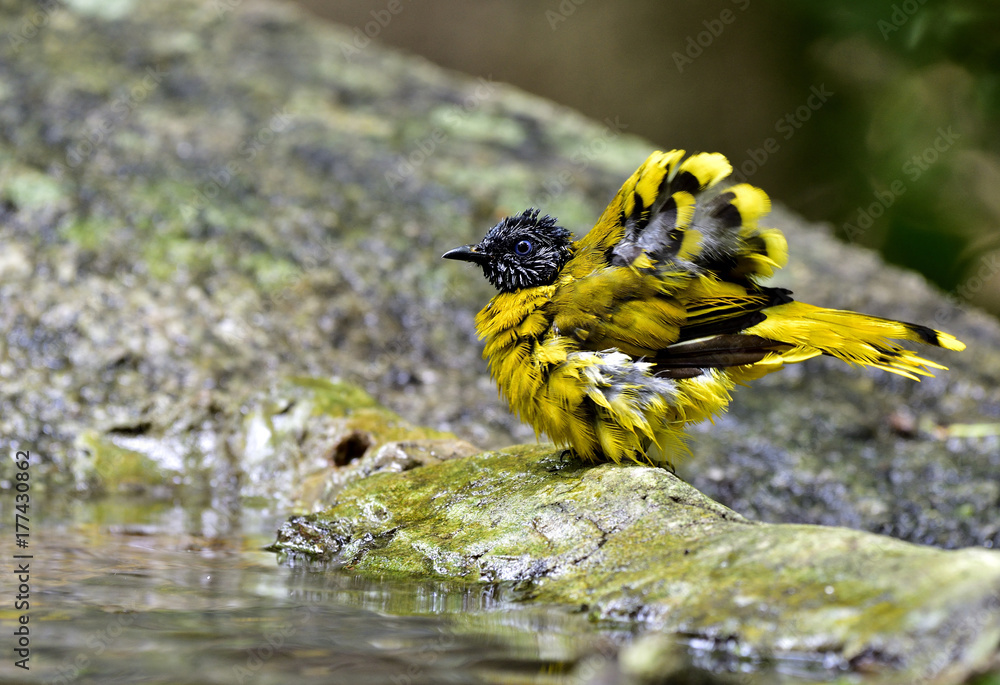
3, 497, 846, 685
4, 498, 606, 685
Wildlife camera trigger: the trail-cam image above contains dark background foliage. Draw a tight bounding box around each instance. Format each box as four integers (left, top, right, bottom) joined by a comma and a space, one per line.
296, 0, 1000, 316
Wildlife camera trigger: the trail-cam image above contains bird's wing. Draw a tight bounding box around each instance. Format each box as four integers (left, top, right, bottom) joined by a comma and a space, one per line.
572, 149, 786, 281
549, 150, 792, 362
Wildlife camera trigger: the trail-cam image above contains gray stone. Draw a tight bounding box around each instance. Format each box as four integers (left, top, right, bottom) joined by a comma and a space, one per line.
273, 444, 1000, 684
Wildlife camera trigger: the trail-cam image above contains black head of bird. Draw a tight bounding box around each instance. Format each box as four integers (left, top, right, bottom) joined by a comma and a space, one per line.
442, 209, 574, 292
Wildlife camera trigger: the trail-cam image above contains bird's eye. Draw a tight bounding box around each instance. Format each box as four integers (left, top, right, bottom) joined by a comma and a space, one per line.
514, 240, 533, 256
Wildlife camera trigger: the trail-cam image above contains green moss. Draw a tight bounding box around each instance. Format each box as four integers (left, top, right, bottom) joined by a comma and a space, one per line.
429, 107, 524, 147
273, 447, 1000, 681
61, 216, 116, 251
290, 377, 381, 415
143, 235, 216, 279
75, 430, 179, 493
62, 0, 137, 20
3, 169, 67, 210
238, 253, 302, 293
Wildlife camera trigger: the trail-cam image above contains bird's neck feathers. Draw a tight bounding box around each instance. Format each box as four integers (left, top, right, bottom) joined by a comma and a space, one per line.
474, 285, 557, 345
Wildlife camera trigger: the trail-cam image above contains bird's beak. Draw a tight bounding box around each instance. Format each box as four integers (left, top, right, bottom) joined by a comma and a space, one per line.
442, 244, 488, 263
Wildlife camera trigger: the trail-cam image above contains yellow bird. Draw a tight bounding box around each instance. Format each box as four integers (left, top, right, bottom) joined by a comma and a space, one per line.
443, 150, 965, 466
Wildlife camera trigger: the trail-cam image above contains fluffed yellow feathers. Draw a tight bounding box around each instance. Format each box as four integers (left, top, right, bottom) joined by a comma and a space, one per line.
444, 150, 965, 466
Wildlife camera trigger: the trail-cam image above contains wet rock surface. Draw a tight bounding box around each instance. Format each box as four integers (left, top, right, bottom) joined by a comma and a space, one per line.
273, 445, 1000, 684
2, 0, 998, 546
0, 0, 997, 583
3, 1, 1000, 682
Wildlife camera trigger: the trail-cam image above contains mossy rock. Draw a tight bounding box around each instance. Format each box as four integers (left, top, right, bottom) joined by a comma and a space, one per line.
1, 0, 998, 548
274, 445, 1000, 684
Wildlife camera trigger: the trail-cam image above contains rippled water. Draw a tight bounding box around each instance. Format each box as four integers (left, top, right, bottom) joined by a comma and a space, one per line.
0, 496, 606, 685
1, 496, 841, 685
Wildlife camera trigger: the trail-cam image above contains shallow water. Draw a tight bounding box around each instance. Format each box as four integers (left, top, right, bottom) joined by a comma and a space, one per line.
1, 495, 846, 685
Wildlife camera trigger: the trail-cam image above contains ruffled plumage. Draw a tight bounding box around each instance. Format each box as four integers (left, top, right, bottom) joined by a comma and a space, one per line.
447, 150, 965, 466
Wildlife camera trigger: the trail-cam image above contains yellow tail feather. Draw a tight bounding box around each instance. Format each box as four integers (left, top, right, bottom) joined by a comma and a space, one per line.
746, 301, 964, 381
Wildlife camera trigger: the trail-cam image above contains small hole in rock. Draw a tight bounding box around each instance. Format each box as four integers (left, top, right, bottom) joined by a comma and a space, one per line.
330, 431, 373, 467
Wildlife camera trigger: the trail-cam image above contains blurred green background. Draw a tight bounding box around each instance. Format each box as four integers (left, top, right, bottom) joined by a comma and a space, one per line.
295, 0, 1000, 317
